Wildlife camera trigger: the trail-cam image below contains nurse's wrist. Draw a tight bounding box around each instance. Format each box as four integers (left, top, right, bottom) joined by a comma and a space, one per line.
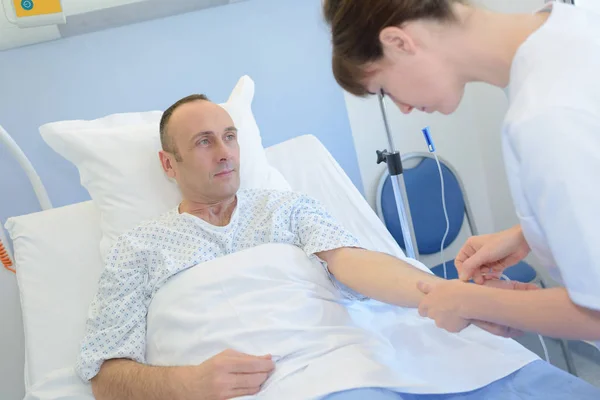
509, 224, 530, 254
458, 283, 490, 321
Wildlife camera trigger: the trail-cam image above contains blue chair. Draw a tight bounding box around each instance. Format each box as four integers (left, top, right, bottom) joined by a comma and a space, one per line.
376, 153, 537, 282
376, 152, 578, 375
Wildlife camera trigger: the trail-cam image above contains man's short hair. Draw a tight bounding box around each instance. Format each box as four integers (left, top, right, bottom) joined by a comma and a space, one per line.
160, 94, 210, 161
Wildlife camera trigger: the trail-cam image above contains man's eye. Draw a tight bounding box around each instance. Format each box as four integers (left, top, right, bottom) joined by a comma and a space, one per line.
198, 139, 209, 146
226, 134, 236, 141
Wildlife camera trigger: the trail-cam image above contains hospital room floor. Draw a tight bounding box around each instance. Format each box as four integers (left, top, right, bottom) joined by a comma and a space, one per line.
514, 334, 600, 388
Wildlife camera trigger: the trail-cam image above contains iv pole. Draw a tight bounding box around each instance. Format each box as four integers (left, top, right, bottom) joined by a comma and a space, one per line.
375, 92, 419, 260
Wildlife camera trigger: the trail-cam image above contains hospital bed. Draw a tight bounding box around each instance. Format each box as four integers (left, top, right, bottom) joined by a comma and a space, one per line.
6, 132, 423, 397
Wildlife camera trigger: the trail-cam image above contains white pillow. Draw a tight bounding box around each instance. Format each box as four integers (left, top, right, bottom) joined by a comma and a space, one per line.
41, 76, 291, 259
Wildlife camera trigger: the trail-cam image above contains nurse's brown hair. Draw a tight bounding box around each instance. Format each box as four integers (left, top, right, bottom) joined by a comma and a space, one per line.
323, 0, 467, 96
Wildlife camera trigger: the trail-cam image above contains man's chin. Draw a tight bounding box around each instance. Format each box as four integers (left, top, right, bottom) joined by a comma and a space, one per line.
224, 181, 241, 197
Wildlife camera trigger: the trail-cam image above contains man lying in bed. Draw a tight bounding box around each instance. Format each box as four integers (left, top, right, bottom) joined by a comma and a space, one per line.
77, 95, 599, 400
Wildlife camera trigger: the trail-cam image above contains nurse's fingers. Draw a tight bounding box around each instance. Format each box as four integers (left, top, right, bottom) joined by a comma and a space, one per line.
455, 246, 476, 281
473, 320, 524, 338
418, 300, 429, 318
517, 282, 541, 291
483, 280, 540, 291
459, 249, 495, 282
417, 281, 431, 294
471, 269, 486, 285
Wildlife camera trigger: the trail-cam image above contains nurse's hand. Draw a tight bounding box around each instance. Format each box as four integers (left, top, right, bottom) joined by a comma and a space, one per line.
416, 279, 540, 337
456, 225, 530, 284
482, 278, 540, 292
416, 280, 472, 333
472, 279, 540, 338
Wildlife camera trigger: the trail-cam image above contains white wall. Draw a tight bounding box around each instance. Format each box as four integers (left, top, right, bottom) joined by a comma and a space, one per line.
344, 0, 547, 267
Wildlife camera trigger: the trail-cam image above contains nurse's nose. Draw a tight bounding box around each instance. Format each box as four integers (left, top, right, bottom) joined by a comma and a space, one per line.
396, 103, 414, 114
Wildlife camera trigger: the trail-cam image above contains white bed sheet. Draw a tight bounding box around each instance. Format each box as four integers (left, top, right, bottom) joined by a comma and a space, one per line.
8, 134, 421, 395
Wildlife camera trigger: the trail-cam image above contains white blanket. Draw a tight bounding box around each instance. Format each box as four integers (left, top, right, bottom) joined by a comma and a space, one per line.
146, 243, 538, 399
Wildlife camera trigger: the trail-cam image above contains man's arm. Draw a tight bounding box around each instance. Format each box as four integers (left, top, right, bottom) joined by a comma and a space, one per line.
318, 247, 441, 308
319, 248, 523, 336
92, 351, 275, 400
92, 360, 177, 400
289, 194, 440, 306
76, 234, 152, 383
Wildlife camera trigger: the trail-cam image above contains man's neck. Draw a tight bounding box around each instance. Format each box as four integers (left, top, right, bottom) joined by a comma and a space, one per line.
179, 195, 238, 227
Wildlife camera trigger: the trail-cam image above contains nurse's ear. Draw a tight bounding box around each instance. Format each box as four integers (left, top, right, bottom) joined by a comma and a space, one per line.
379, 26, 417, 57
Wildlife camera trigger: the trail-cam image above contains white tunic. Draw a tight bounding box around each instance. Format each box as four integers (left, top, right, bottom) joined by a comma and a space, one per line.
503, 2, 600, 344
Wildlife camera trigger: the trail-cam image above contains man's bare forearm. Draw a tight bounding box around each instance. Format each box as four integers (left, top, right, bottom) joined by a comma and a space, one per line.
321, 247, 442, 308
91, 359, 180, 400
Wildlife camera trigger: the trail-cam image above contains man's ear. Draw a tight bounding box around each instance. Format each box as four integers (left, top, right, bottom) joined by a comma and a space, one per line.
159, 150, 176, 179
379, 26, 416, 56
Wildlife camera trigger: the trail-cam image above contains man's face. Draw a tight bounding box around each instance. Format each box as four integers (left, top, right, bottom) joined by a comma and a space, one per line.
160, 100, 240, 202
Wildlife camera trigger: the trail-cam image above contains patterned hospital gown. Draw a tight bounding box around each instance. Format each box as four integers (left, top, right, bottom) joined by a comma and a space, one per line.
76, 189, 361, 381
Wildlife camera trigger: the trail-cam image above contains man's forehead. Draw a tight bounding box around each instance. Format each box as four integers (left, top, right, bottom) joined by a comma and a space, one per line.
169, 101, 233, 136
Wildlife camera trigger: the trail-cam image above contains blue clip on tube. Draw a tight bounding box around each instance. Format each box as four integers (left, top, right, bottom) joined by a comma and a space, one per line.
422, 126, 435, 153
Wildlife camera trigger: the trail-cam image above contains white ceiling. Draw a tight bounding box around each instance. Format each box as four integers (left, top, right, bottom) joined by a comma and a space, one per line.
0, 0, 246, 51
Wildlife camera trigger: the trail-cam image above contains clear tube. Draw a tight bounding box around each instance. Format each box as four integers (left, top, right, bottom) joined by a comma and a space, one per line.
433, 153, 450, 279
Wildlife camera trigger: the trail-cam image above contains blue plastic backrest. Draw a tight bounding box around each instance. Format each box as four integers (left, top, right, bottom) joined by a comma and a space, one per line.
381, 157, 465, 255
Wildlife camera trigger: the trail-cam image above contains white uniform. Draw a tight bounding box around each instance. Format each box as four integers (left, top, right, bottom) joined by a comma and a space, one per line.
503, 2, 600, 346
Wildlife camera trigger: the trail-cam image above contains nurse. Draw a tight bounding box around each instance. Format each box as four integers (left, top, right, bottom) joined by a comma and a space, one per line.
323, 0, 600, 344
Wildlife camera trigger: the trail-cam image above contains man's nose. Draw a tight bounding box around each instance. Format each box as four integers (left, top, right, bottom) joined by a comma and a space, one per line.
215, 139, 232, 161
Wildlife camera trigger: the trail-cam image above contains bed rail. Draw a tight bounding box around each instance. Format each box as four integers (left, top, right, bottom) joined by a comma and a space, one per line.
1, 124, 53, 272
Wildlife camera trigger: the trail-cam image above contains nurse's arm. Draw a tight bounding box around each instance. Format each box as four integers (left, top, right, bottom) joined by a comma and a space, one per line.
496, 109, 600, 340
319, 247, 443, 308
462, 286, 600, 340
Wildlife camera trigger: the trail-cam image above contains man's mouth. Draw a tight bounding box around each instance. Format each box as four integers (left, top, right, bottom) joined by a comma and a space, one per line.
215, 169, 234, 177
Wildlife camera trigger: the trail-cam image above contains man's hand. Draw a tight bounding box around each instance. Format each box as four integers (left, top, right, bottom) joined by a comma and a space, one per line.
455, 225, 530, 284
92, 350, 275, 400
175, 350, 275, 400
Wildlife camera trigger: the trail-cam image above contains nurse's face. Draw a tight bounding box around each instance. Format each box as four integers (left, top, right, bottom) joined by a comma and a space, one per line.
363, 25, 466, 115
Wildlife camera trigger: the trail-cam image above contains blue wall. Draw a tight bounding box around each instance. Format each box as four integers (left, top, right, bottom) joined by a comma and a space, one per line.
0, 0, 363, 225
